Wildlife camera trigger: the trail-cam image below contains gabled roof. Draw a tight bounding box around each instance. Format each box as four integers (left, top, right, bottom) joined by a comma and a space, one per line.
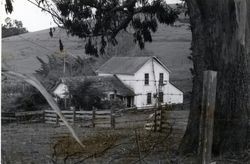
55, 75, 134, 96
96, 56, 171, 75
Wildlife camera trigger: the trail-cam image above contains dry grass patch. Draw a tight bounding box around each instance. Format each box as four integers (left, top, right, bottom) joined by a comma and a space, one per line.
52, 132, 119, 162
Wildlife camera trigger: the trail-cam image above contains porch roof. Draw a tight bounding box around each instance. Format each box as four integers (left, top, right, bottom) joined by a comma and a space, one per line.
60, 75, 135, 96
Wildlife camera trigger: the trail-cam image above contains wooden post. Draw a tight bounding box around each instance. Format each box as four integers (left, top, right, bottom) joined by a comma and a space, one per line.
15, 112, 19, 124
111, 109, 115, 129
43, 110, 45, 123
159, 105, 163, 132
199, 70, 217, 164
92, 107, 96, 128
154, 108, 157, 132
72, 107, 76, 124
56, 113, 59, 125
135, 130, 142, 164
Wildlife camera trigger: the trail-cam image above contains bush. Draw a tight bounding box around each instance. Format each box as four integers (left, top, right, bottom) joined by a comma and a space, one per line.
69, 81, 104, 110
100, 99, 126, 110
14, 87, 47, 111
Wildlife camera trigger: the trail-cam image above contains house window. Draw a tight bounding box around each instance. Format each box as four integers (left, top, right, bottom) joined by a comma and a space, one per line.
159, 73, 164, 86
110, 94, 115, 100
145, 73, 149, 85
147, 93, 152, 104
159, 92, 164, 103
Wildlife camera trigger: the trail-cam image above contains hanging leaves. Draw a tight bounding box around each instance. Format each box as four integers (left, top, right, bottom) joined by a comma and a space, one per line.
56, 0, 71, 17
100, 36, 107, 55
49, 28, 53, 38
38, 0, 45, 6
145, 18, 158, 33
59, 39, 64, 52
5, 0, 180, 56
5, 0, 13, 14
50, 0, 179, 55
85, 38, 98, 57
133, 31, 144, 49
142, 28, 152, 42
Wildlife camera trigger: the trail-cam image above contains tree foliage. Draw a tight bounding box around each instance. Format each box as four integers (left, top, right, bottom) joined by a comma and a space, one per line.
14, 87, 47, 111
2, 17, 28, 38
29, 0, 180, 56
68, 81, 104, 110
5, 0, 13, 14
35, 54, 96, 89
1, 76, 47, 112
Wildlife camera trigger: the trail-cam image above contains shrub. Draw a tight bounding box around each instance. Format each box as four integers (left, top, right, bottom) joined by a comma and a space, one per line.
14, 87, 47, 111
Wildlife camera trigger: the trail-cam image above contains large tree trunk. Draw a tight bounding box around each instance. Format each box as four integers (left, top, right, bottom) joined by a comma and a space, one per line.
179, 0, 250, 156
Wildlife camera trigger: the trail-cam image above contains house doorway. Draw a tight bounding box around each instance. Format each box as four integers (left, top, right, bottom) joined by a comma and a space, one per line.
127, 96, 134, 107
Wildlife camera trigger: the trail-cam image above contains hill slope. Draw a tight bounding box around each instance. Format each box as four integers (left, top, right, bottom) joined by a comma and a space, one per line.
2, 22, 192, 92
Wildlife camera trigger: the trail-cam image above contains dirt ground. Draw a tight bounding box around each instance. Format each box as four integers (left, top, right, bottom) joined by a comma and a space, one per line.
2, 110, 189, 164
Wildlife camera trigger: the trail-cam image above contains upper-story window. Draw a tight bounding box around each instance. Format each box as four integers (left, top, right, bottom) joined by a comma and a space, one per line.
145, 73, 149, 85
159, 73, 164, 86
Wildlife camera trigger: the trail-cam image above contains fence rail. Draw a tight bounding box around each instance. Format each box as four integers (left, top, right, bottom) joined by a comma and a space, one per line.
2, 110, 45, 124
44, 108, 169, 130
2, 104, 188, 131
44, 109, 115, 128
2, 112, 16, 123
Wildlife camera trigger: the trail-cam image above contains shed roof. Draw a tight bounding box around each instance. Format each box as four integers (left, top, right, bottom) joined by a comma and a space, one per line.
96, 56, 170, 75
59, 75, 134, 96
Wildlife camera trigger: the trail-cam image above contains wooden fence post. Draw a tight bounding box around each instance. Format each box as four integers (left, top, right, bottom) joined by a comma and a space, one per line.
72, 107, 76, 124
56, 113, 59, 125
154, 108, 157, 132
158, 106, 163, 132
135, 129, 142, 164
43, 110, 45, 123
199, 70, 217, 164
92, 107, 96, 128
111, 109, 115, 129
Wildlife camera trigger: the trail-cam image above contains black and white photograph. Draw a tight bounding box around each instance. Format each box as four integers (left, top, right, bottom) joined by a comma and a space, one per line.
1, 0, 250, 163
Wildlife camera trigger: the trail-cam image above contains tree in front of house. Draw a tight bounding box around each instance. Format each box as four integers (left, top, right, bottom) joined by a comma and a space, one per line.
67, 81, 104, 110
35, 54, 96, 90
2, 17, 28, 38
66, 80, 126, 111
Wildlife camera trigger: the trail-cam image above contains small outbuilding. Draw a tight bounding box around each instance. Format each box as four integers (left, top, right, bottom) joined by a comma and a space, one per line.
52, 75, 135, 108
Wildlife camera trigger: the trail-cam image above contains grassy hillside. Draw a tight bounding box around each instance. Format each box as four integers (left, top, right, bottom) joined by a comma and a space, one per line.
2, 22, 192, 92
2, 28, 135, 72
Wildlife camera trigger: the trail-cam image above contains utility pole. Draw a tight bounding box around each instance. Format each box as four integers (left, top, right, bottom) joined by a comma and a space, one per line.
151, 58, 158, 132
158, 82, 163, 132
62, 51, 67, 109
63, 51, 66, 75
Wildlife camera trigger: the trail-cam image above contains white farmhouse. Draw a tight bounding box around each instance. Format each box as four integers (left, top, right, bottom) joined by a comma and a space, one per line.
96, 56, 183, 109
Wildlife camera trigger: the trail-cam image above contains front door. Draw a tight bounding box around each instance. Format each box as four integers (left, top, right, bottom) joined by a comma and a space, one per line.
127, 96, 134, 107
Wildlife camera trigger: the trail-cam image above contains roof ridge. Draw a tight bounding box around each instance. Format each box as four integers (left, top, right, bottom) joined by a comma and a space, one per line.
111, 56, 151, 58
96, 56, 152, 75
